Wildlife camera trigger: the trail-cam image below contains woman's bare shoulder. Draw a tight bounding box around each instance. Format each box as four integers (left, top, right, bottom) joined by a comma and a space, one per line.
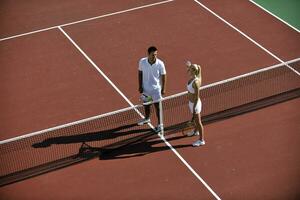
193, 78, 201, 88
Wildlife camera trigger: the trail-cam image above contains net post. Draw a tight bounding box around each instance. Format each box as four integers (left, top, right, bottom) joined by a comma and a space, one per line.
159, 99, 164, 136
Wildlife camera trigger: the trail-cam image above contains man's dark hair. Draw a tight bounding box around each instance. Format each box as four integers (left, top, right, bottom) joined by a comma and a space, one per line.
148, 46, 158, 54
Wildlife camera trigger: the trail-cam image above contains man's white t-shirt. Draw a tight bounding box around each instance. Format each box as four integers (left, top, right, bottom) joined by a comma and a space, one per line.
138, 57, 166, 92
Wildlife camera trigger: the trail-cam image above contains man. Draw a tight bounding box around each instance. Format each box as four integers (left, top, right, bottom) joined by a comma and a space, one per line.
138, 46, 167, 132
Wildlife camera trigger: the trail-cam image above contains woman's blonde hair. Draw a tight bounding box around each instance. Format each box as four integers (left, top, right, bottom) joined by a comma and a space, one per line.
190, 64, 201, 78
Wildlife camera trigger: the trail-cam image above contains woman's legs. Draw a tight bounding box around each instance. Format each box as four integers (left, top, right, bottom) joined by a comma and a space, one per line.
193, 113, 204, 141
191, 113, 205, 146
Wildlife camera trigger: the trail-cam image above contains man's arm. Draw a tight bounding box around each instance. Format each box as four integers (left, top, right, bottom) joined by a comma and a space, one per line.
138, 70, 143, 93
161, 74, 166, 95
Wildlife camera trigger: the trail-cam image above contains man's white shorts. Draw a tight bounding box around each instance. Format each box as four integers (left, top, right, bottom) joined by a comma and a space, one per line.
143, 88, 162, 102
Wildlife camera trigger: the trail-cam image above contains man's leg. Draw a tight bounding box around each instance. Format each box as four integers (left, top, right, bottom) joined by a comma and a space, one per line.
154, 103, 160, 124
154, 102, 164, 133
144, 104, 151, 119
138, 104, 151, 125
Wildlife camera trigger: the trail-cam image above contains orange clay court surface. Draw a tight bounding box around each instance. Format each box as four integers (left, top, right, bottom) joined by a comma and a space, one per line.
0, 0, 299, 199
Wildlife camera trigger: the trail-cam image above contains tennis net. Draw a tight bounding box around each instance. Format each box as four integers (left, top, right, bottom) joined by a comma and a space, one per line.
1, 58, 299, 186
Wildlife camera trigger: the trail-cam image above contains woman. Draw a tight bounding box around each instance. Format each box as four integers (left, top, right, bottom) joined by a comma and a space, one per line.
186, 61, 205, 147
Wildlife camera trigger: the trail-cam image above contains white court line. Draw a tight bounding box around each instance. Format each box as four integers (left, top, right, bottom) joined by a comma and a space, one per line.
160, 135, 221, 200
193, 0, 300, 77
58, 27, 134, 108
58, 27, 221, 200
0, 0, 174, 42
249, 0, 300, 33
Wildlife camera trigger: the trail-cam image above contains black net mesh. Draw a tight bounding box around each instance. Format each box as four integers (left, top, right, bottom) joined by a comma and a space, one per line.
1, 60, 299, 186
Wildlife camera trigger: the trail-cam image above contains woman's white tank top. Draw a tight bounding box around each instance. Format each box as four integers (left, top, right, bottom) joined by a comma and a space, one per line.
187, 78, 197, 94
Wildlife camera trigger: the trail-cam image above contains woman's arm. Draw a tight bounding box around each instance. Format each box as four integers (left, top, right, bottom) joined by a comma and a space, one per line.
192, 79, 200, 113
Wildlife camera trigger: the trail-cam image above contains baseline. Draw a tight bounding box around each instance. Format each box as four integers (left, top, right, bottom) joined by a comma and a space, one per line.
0, 0, 174, 42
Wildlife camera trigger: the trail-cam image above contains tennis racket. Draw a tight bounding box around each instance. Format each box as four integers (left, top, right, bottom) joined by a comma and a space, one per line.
140, 93, 153, 105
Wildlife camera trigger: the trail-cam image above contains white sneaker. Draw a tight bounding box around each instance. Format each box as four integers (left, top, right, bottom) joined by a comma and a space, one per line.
155, 124, 163, 133
192, 140, 205, 147
187, 130, 200, 137
138, 118, 151, 126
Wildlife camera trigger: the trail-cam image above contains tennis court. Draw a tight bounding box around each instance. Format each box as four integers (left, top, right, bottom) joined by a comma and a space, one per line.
1, 0, 299, 199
